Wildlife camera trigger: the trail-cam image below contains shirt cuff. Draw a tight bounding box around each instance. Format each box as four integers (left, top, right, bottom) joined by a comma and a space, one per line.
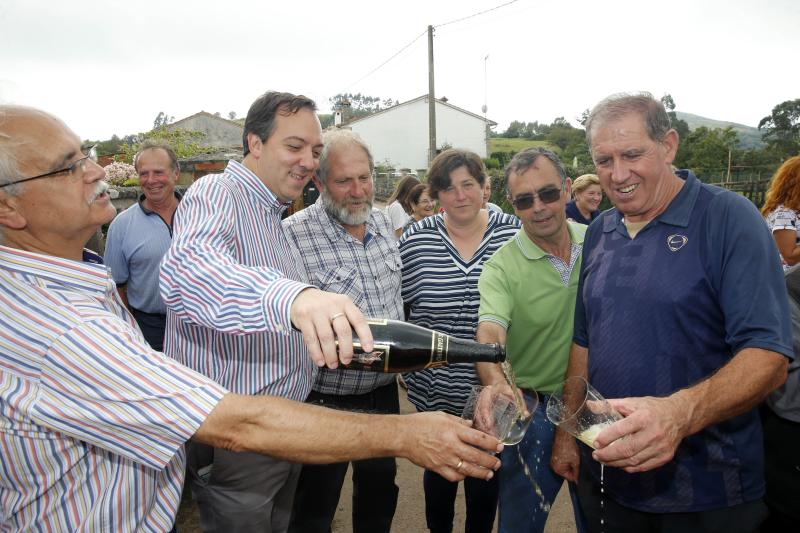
261, 278, 313, 335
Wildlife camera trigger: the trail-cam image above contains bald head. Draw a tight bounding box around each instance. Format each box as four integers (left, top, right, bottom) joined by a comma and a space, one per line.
0, 106, 80, 193
0, 105, 115, 259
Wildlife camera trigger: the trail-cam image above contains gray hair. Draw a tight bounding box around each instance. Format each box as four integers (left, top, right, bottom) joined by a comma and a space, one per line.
317, 129, 374, 184
585, 92, 672, 147
0, 114, 23, 196
503, 147, 566, 196
134, 140, 180, 172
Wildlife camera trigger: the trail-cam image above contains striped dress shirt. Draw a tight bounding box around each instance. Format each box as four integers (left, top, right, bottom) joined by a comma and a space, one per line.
399, 211, 521, 415
283, 200, 403, 395
160, 160, 314, 399
0, 245, 226, 531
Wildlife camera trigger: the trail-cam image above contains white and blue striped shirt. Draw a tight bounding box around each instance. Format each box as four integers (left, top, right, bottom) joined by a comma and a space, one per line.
399, 211, 521, 415
160, 160, 314, 398
0, 245, 225, 531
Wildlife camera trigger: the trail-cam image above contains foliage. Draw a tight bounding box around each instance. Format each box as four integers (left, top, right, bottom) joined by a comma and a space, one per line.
661, 94, 691, 163
153, 111, 174, 130
228, 111, 237, 120
104, 161, 138, 186
483, 157, 501, 170
676, 126, 738, 180
122, 178, 140, 187
120, 127, 210, 163
758, 99, 800, 159
329, 93, 398, 121
319, 113, 334, 129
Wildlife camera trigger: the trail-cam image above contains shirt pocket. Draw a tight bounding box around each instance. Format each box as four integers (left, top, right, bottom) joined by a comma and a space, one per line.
314, 265, 365, 308
383, 255, 403, 303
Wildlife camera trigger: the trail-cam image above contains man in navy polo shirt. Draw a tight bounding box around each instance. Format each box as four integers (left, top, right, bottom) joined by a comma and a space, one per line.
551, 92, 793, 532
104, 141, 181, 351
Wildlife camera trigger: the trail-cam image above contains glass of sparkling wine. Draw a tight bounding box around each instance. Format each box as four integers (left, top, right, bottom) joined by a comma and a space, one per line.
545, 376, 622, 449
462, 384, 537, 445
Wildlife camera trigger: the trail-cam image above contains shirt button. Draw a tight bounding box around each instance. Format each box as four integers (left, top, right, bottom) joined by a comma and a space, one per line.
276, 325, 285, 332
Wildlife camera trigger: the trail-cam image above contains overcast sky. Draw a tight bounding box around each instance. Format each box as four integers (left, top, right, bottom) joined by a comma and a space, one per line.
2, 0, 797, 140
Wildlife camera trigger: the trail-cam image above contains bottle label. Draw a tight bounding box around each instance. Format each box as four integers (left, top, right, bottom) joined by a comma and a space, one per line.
428, 332, 448, 368
352, 342, 391, 372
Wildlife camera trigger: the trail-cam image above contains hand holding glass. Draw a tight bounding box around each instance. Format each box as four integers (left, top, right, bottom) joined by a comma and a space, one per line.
546, 376, 622, 449
462, 385, 537, 445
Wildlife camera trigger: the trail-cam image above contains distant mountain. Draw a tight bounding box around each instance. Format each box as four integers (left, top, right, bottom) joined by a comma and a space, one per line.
675, 111, 764, 149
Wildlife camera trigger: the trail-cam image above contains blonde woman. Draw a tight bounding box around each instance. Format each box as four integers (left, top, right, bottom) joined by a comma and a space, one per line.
565, 173, 602, 224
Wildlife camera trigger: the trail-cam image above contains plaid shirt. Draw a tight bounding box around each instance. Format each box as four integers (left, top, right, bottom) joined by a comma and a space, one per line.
283, 200, 403, 395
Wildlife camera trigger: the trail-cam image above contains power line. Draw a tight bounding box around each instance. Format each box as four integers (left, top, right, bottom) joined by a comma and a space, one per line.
337, 29, 428, 95
435, 0, 520, 28
334, 0, 520, 99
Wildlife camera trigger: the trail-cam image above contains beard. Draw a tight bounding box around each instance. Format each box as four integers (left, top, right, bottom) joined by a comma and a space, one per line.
321, 188, 373, 226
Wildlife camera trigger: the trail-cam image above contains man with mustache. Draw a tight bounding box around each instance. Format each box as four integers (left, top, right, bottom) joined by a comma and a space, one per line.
104, 141, 181, 350
0, 104, 502, 532
282, 129, 403, 533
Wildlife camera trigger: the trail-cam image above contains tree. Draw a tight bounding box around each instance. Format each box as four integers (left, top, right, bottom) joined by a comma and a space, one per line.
329, 93, 397, 121
758, 99, 800, 159
121, 127, 209, 163
503, 120, 526, 138
678, 126, 739, 181
228, 111, 237, 120
153, 111, 174, 129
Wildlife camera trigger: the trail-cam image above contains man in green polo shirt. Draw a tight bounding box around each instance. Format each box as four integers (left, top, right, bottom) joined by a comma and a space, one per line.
476, 147, 586, 533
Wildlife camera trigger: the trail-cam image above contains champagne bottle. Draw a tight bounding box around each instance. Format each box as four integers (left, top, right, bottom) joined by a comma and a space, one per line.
341, 318, 505, 373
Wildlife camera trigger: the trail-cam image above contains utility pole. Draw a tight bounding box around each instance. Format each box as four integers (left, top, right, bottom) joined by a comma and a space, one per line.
428, 24, 436, 165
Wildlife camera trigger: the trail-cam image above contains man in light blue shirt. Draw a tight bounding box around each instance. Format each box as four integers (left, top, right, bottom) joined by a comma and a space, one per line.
104, 141, 181, 350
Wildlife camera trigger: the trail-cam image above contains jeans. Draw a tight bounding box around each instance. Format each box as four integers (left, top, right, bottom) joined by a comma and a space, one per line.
498, 391, 586, 533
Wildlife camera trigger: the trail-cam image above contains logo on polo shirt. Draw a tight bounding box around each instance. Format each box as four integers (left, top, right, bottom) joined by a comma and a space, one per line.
667, 234, 688, 252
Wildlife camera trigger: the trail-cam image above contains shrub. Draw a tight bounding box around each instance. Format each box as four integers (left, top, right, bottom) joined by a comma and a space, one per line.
104, 161, 138, 186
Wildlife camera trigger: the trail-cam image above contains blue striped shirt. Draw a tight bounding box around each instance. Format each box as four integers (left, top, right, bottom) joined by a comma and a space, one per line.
160, 160, 314, 398
283, 200, 403, 395
0, 245, 225, 531
399, 211, 521, 415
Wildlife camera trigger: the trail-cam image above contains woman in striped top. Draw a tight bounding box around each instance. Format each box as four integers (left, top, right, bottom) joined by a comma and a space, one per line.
399, 149, 521, 533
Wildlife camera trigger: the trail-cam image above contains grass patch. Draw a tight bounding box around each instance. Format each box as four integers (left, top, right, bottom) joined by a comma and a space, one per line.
489, 138, 556, 153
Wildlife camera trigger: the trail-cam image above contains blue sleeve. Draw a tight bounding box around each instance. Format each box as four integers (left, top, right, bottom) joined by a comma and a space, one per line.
707, 192, 794, 360
103, 213, 129, 285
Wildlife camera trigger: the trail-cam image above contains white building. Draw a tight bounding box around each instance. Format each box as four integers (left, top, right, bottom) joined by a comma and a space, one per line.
346, 96, 496, 172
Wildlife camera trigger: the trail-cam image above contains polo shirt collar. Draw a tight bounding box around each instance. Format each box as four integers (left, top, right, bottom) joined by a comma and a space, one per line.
225, 159, 291, 213
138, 190, 183, 215
602, 169, 701, 234
515, 220, 586, 260
311, 199, 379, 244
0, 245, 113, 296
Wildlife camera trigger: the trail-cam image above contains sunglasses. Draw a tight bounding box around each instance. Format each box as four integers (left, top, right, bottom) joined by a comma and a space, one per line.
510, 186, 563, 210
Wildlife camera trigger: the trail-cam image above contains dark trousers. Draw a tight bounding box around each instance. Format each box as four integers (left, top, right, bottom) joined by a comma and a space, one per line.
761, 404, 800, 532
576, 464, 768, 533
129, 307, 166, 352
289, 381, 400, 533
423, 468, 499, 533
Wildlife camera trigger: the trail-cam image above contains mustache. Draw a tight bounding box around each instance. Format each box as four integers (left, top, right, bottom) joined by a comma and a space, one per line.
88, 180, 110, 204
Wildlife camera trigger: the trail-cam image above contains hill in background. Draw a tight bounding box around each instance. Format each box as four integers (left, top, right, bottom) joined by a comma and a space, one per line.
675, 111, 763, 149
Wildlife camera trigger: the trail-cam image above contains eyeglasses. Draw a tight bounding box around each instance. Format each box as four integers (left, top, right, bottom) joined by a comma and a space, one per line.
0, 145, 98, 188
510, 185, 563, 210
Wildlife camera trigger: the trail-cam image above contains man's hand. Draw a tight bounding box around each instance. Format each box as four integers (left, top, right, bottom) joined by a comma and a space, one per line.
551, 427, 580, 482
591, 395, 691, 473
400, 411, 503, 482
290, 288, 374, 368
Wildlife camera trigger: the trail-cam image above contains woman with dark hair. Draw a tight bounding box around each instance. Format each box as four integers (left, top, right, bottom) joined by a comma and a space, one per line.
762, 156, 800, 270
385, 175, 421, 238
399, 149, 521, 533
401, 183, 435, 234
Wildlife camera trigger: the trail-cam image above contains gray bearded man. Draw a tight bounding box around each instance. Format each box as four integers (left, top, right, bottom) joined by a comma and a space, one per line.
283, 130, 403, 533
